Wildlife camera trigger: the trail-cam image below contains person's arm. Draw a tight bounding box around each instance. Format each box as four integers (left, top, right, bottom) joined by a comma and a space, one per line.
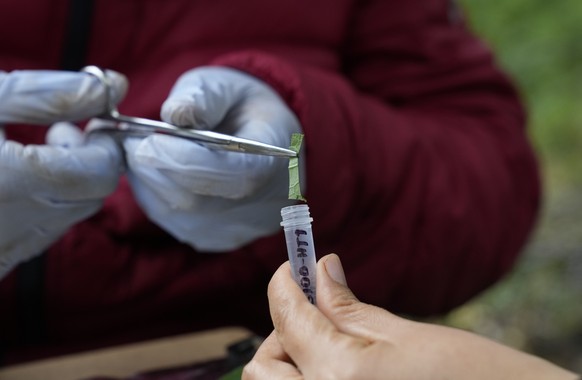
211, 0, 540, 315
243, 254, 579, 380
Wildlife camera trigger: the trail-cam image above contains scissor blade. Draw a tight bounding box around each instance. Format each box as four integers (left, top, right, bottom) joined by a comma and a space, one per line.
100, 114, 298, 158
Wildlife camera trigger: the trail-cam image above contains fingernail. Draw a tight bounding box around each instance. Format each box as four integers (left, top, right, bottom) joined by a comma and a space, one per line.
324, 254, 347, 286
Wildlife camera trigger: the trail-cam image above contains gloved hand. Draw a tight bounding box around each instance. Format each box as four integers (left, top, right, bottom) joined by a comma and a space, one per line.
0, 69, 128, 278
0, 122, 125, 278
124, 67, 304, 252
0, 69, 127, 124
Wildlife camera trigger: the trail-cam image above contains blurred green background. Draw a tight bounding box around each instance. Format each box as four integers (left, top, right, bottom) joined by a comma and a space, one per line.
442, 0, 582, 372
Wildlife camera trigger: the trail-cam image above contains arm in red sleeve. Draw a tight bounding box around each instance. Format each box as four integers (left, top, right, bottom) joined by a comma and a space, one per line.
212, 0, 540, 316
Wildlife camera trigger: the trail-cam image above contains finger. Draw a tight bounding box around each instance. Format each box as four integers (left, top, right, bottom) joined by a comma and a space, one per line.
124, 188, 286, 252
0, 70, 128, 124
161, 67, 240, 129
316, 254, 408, 342
267, 261, 372, 376
1, 140, 121, 201
242, 332, 302, 380
124, 136, 200, 208
47, 120, 124, 161
101, 69, 128, 105
83, 119, 125, 159
125, 133, 279, 199
46, 122, 84, 148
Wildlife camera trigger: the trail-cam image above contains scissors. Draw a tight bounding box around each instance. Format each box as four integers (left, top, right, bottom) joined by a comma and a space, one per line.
82, 66, 298, 158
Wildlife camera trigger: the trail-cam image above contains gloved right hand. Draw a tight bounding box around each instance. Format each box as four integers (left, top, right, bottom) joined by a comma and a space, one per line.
0, 68, 128, 279
123, 67, 303, 252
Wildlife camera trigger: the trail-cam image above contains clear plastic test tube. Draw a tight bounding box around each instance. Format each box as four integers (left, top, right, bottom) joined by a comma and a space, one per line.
280, 204, 317, 305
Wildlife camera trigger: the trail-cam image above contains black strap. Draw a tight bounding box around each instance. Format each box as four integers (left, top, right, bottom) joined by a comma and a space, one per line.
15, 256, 47, 345
60, 0, 95, 71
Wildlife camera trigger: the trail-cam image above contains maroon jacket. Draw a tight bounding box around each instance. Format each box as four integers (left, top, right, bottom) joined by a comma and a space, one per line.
0, 0, 540, 364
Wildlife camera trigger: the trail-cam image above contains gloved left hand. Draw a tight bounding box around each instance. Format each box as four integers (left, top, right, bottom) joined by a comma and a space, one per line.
124, 67, 304, 251
0, 68, 128, 278
0, 122, 124, 278
0, 69, 127, 124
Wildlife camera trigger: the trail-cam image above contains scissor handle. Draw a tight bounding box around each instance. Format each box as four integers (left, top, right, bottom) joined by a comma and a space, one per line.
81, 66, 298, 158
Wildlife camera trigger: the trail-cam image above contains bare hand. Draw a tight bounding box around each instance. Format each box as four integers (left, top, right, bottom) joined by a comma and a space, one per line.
243, 254, 578, 380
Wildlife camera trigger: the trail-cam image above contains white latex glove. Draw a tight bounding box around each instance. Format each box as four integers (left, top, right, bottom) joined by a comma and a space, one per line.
124, 67, 304, 252
0, 69, 127, 124
0, 69, 128, 278
0, 122, 124, 278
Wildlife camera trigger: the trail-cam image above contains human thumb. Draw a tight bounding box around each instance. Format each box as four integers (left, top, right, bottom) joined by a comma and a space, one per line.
160, 67, 238, 129
316, 254, 361, 315
317, 254, 406, 339
321, 253, 348, 286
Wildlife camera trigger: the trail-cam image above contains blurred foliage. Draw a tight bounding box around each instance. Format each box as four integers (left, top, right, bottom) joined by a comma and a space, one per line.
458, 0, 582, 188
441, 0, 582, 373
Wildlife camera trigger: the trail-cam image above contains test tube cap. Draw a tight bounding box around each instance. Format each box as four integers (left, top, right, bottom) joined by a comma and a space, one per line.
280, 204, 313, 228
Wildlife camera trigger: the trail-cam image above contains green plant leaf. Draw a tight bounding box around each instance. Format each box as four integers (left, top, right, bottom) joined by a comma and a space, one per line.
288, 133, 306, 202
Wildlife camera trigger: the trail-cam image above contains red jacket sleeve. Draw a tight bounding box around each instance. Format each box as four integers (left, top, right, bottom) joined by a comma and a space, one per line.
216, 0, 540, 316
